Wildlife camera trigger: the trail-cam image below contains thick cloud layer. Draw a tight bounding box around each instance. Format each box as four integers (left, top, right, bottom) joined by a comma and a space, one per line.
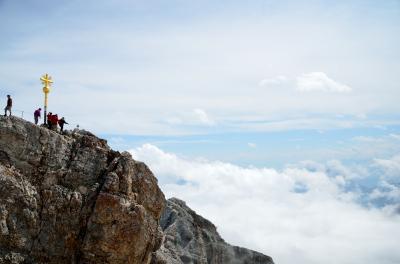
131, 144, 400, 264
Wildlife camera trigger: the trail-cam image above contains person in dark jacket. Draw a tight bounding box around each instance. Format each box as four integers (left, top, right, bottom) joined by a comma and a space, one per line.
4, 95, 12, 116
34, 108, 41, 125
58, 117, 69, 132
47, 112, 53, 129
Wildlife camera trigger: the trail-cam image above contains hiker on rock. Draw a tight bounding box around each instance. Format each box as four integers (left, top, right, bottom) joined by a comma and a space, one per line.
4, 95, 12, 116
51, 114, 59, 131
58, 117, 68, 132
34, 108, 41, 125
47, 112, 53, 129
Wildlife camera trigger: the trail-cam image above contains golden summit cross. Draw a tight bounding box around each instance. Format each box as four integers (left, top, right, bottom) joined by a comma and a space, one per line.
40, 73, 53, 125
40, 73, 53, 88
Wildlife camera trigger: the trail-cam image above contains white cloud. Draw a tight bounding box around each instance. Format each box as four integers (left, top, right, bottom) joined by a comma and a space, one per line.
370, 181, 400, 203
166, 108, 215, 127
374, 155, 400, 179
131, 144, 400, 264
296, 72, 352, 93
259, 75, 288, 86
193, 108, 215, 125
304, 159, 364, 181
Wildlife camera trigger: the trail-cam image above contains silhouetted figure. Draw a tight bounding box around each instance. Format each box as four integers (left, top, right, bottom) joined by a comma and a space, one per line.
4, 95, 12, 116
58, 117, 68, 132
34, 108, 41, 125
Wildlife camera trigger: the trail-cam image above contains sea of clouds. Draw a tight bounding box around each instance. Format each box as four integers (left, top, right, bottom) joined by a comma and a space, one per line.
131, 144, 400, 264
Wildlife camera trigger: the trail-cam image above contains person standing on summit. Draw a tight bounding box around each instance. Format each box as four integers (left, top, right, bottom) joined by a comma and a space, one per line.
47, 112, 53, 128
34, 108, 41, 125
4, 95, 12, 116
58, 117, 68, 132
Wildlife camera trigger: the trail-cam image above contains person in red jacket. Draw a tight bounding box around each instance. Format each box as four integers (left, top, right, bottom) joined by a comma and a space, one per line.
51, 114, 59, 131
47, 112, 53, 129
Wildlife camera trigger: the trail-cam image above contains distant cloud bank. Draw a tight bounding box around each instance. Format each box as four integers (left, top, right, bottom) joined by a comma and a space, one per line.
131, 143, 400, 264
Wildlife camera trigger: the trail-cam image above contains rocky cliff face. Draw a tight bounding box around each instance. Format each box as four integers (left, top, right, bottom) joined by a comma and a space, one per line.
0, 116, 273, 264
0, 116, 165, 263
153, 198, 274, 264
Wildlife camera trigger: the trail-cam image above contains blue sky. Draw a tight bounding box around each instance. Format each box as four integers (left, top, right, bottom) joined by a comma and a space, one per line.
1, 1, 400, 263
106, 123, 400, 168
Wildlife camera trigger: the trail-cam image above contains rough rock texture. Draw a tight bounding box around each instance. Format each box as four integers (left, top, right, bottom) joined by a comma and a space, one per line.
0, 116, 274, 264
153, 198, 274, 264
0, 116, 165, 263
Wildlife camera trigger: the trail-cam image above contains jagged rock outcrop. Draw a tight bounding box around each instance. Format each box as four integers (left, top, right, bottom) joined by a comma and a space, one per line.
0, 116, 274, 264
153, 198, 274, 264
0, 116, 165, 263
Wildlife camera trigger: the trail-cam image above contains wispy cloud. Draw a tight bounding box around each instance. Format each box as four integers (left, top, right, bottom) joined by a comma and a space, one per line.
296, 72, 352, 93
166, 108, 215, 127
259, 75, 288, 87
193, 108, 215, 126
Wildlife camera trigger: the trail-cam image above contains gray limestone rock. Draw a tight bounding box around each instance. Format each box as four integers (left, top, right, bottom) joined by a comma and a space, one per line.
153, 198, 274, 264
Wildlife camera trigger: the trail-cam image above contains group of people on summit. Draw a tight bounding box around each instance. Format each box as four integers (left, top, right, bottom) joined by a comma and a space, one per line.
4, 95, 69, 133
33, 109, 68, 132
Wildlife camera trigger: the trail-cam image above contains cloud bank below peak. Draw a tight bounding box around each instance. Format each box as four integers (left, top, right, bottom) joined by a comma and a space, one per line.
130, 143, 400, 264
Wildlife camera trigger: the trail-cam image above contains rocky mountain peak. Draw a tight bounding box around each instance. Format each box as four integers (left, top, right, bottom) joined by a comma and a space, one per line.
0, 116, 274, 264
0, 116, 165, 263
